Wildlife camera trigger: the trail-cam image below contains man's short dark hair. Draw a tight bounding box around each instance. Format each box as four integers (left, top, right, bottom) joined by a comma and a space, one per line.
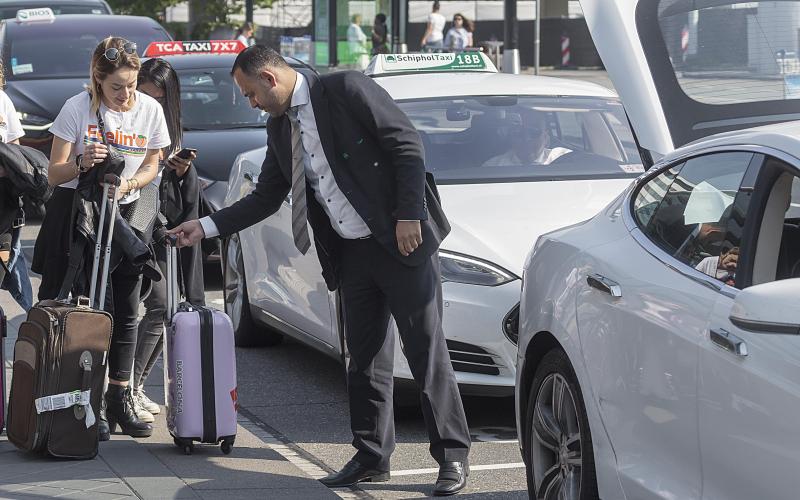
231, 45, 290, 76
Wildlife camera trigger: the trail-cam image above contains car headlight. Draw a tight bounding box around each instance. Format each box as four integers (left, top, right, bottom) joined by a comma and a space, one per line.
16, 111, 52, 131
439, 250, 517, 286
198, 175, 216, 190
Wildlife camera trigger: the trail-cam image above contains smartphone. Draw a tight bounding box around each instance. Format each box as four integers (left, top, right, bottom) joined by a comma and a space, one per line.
175, 147, 197, 160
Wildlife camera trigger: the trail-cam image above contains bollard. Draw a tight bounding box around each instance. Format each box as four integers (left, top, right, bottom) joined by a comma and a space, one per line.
561, 34, 571, 68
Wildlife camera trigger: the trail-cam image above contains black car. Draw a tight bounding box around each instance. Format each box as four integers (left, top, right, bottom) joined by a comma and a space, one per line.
0, 0, 112, 19
1, 14, 171, 155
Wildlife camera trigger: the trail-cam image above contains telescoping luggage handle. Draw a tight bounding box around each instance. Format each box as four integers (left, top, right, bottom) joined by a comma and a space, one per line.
165, 233, 180, 320
88, 174, 122, 310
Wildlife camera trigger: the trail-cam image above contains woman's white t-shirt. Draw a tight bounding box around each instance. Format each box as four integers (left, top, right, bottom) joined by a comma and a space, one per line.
50, 91, 170, 204
445, 27, 470, 50
426, 12, 445, 43
0, 90, 24, 144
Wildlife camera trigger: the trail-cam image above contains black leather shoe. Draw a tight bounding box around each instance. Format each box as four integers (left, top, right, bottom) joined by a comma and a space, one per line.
319, 459, 390, 488
433, 461, 469, 496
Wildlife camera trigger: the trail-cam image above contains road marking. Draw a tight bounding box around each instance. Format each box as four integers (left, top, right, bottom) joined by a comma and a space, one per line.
237, 408, 375, 500
391, 462, 525, 477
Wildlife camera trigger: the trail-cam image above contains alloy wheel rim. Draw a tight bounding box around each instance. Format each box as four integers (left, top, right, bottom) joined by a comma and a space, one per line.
223, 236, 244, 332
531, 373, 582, 500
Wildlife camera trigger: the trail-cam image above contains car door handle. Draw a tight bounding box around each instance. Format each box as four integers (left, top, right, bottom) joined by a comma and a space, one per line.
710, 328, 748, 357
587, 273, 622, 298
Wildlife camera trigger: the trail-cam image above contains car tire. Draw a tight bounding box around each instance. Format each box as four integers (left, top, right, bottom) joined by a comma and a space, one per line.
524, 348, 598, 500
222, 234, 283, 348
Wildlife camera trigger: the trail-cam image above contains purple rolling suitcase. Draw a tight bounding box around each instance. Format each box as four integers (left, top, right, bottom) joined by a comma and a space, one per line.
164, 237, 237, 455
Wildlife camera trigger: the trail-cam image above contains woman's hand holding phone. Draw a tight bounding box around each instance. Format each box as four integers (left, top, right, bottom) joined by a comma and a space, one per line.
166, 147, 196, 178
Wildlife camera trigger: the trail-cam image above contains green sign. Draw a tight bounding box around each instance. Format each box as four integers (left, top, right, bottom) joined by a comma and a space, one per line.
380, 53, 488, 72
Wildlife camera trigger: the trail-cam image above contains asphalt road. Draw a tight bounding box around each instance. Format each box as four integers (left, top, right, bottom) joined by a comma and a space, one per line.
2, 223, 529, 499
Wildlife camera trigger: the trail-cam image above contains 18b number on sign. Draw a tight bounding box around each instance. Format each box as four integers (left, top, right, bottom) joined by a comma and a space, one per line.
455, 54, 481, 65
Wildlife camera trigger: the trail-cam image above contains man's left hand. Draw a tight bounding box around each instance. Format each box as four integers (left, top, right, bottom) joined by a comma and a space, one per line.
396, 220, 422, 257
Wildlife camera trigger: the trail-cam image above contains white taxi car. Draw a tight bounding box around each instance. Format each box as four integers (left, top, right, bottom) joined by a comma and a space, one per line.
222, 52, 643, 395
516, 0, 800, 499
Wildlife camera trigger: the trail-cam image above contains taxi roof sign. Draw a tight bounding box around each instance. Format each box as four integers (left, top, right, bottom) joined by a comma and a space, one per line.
365, 52, 498, 77
16, 7, 55, 23
144, 40, 247, 58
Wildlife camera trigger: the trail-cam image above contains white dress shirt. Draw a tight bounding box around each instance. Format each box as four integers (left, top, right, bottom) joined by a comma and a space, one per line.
201, 72, 371, 240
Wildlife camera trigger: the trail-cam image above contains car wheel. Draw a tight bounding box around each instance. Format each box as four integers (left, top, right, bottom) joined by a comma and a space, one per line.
222, 234, 283, 347
525, 348, 598, 500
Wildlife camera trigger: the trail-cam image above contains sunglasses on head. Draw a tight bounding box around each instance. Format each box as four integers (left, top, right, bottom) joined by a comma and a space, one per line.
104, 41, 137, 62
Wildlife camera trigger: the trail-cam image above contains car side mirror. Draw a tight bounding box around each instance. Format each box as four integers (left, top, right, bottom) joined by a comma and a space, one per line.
729, 278, 800, 334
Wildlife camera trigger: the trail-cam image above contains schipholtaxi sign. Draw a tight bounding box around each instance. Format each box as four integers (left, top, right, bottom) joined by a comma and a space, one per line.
365, 52, 498, 77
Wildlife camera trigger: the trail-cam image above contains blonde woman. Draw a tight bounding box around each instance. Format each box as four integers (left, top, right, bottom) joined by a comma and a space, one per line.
35, 37, 170, 440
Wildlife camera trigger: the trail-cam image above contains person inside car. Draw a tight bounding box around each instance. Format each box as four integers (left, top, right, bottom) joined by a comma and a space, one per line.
482, 108, 571, 167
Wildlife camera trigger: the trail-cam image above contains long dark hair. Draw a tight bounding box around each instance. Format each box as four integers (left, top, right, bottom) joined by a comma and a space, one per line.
138, 58, 182, 156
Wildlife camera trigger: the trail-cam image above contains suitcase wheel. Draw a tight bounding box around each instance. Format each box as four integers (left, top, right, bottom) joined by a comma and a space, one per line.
174, 437, 194, 455
221, 439, 234, 455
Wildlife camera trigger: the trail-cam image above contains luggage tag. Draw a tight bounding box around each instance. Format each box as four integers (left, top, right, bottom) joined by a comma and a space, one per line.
34, 390, 95, 428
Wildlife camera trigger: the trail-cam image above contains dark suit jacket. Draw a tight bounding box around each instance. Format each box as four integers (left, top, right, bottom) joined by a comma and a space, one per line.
210, 69, 450, 290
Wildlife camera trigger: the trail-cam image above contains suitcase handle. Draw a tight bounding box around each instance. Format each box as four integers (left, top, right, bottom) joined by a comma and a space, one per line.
88, 175, 122, 310
165, 234, 180, 320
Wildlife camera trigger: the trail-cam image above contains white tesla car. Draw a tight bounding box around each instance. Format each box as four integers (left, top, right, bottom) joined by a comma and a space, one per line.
516, 0, 800, 498
222, 53, 643, 394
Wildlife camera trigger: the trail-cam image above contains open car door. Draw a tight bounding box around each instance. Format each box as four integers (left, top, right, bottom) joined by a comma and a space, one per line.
581, 0, 800, 158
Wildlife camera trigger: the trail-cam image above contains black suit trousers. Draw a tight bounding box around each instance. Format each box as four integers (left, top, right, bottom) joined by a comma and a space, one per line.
340, 237, 471, 469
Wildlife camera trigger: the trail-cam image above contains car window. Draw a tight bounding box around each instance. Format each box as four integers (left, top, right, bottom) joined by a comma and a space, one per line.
5, 24, 168, 79
397, 96, 643, 184
178, 69, 267, 130
634, 152, 755, 286
657, 0, 800, 105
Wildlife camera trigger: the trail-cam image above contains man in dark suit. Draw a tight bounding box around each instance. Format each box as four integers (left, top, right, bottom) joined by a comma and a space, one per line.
169, 45, 471, 496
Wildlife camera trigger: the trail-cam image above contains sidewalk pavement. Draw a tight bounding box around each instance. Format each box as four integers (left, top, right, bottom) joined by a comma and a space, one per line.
0, 290, 344, 500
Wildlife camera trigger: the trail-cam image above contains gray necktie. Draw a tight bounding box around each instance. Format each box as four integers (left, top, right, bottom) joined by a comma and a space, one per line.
287, 107, 311, 254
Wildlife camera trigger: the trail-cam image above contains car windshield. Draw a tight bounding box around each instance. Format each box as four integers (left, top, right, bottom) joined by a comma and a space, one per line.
178, 68, 267, 130
5, 24, 167, 79
397, 96, 643, 184
0, 4, 109, 19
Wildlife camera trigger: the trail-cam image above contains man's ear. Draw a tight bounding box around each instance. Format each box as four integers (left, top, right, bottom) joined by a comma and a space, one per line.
259, 69, 278, 88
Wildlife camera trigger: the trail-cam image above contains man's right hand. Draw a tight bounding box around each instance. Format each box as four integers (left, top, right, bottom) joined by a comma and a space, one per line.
167, 219, 205, 248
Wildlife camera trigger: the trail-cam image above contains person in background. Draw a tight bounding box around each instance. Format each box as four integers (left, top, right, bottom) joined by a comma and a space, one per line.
444, 13, 471, 51
43, 37, 170, 440
371, 13, 389, 56
464, 17, 475, 48
483, 108, 571, 167
0, 59, 33, 311
347, 14, 369, 70
420, 0, 445, 52
234, 22, 255, 46
132, 57, 205, 424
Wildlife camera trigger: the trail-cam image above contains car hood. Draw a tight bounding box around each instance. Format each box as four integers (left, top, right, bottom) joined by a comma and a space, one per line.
6, 77, 89, 120
183, 128, 267, 182
438, 178, 633, 276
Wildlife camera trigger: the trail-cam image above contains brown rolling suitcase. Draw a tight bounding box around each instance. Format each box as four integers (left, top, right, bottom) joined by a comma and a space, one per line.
7, 176, 121, 459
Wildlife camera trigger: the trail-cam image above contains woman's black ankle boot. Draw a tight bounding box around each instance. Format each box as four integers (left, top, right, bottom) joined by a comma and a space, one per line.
98, 399, 110, 441
105, 384, 153, 438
